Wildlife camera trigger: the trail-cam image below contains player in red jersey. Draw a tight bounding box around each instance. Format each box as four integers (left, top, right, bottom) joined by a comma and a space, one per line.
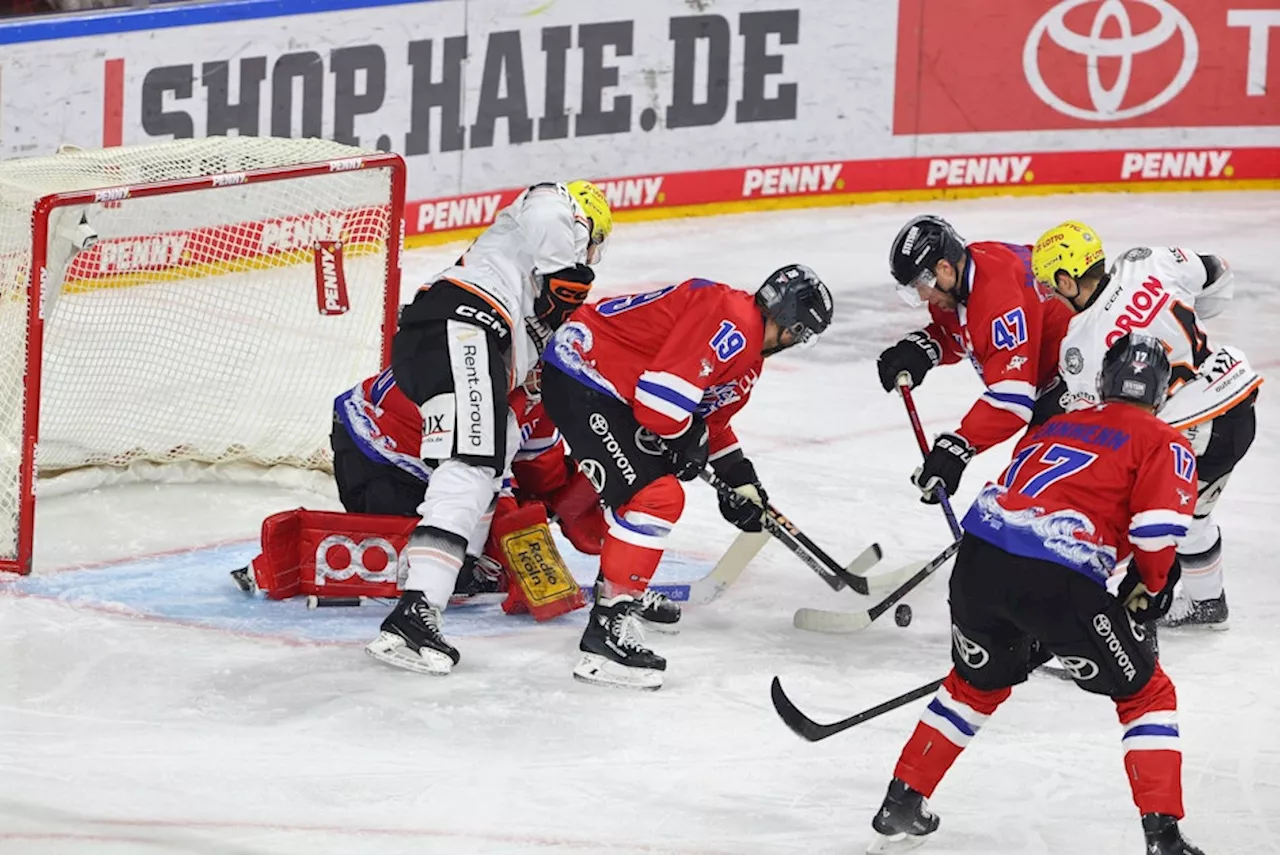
868, 333, 1203, 855
540, 265, 835, 690
878, 215, 1074, 503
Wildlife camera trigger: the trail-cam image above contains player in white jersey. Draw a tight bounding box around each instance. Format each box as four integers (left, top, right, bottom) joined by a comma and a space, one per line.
1032, 221, 1262, 629
365, 181, 613, 675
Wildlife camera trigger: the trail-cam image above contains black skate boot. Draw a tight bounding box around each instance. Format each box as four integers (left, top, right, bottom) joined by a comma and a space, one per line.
1159, 589, 1228, 630
1142, 813, 1206, 854
450, 555, 506, 604
573, 593, 666, 690
867, 778, 939, 853
637, 588, 681, 634
594, 578, 681, 634
365, 591, 460, 675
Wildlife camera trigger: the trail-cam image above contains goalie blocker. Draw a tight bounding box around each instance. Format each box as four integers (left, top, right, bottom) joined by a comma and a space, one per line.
237, 504, 584, 622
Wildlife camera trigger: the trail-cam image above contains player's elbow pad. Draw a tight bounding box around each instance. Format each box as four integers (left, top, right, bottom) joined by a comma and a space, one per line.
1198, 254, 1229, 287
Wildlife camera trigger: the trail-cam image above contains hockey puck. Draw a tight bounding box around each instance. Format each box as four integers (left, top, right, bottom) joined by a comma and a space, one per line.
894, 603, 913, 627
306, 596, 364, 609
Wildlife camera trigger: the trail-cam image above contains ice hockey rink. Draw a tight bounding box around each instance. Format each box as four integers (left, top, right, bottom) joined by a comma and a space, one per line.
2, 191, 1277, 855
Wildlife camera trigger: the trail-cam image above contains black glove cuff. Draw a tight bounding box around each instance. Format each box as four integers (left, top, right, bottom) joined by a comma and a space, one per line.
905, 330, 943, 366
711, 449, 757, 488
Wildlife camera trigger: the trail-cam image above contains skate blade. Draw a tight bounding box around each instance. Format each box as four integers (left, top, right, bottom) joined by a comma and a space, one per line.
1159, 618, 1230, 632
638, 616, 680, 636
866, 831, 930, 854
364, 632, 453, 675
572, 653, 663, 691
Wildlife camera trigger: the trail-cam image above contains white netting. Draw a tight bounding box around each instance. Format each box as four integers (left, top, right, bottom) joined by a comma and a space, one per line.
0, 137, 399, 567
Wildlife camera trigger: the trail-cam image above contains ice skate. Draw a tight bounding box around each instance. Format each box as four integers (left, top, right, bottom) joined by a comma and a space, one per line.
573, 593, 666, 690
365, 591, 460, 675
1158, 588, 1228, 630
1142, 813, 1206, 854
867, 778, 939, 853
449, 555, 508, 607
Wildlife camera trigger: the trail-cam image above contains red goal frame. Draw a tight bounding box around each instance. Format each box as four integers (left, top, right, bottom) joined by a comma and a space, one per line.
4, 152, 405, 575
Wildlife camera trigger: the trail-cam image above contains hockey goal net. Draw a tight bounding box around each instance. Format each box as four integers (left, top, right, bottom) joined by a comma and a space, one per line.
0, 137, 404, 574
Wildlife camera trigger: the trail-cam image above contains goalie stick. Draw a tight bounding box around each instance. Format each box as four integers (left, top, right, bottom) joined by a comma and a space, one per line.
770, 675, 945, 742
697, 470, 898, 596
792, 538, 960, 633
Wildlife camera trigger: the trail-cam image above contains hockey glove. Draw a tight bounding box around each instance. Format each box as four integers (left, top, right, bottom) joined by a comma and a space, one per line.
877, 330, 942, 392
663, 416, 709, 482
534, 264, 595, 329
1117, 557, 1182, 623
911, 432, 974, 504
712, 450, 768, 532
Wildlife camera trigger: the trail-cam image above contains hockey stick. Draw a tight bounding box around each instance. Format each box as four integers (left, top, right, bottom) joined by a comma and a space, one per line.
687, 530, 771, 604
897, 377, 963, 539
793, 538, 961, 633
770, 675, 945, 742
698, 469, 891, 595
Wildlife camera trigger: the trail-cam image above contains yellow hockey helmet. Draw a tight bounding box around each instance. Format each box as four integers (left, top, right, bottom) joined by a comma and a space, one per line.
566, 180, 613, 262
1032, 220, 1106, 290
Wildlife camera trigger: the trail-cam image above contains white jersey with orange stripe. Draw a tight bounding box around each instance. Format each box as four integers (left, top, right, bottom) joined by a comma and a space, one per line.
431, 183, 595, 389
1057, 245, 1260, 430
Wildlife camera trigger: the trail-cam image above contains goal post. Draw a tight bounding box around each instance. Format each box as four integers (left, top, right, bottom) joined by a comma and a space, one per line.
1, 137, 405, 574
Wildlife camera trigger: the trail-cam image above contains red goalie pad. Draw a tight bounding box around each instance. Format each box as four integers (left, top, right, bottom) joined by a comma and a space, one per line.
249, 508, 416, 600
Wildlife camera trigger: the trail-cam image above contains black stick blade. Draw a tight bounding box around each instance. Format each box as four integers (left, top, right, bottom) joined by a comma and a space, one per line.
770, 676, 831, 742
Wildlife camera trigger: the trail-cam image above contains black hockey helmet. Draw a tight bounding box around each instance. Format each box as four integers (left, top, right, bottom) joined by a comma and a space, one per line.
755, 264, 834, 354
1099, 332, 1172, 410
889, 215, 967, 305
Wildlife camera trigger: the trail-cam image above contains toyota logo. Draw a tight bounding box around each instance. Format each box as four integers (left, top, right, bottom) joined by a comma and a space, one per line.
1057, 655, 1100, 681
589, 413, 610, 436
1023, 0, 1198, 121
1093, 613, 1112, 635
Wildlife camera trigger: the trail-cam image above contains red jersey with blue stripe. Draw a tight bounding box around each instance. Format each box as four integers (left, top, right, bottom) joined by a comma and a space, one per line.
334, 369, 565, 487
543, 279, 764, 458
922, 242, 1074, 452
962, 402, 1196, 590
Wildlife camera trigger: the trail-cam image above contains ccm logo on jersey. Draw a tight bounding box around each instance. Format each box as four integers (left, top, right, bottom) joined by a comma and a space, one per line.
455, 304, 509, 339
314, 240, 349, 315
315, 535, 402, 584
1104, 276, 1170, 346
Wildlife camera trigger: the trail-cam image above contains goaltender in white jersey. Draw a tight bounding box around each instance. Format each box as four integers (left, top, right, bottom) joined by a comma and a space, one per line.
1032, 221, 1262, 629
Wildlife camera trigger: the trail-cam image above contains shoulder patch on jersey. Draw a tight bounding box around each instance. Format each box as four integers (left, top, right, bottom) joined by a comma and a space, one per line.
1065, 347, 1084, 374
1123, 247, 1152, 262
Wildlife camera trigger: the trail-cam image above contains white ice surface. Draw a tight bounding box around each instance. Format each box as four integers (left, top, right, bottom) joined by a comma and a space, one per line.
2, 192, 1278, 854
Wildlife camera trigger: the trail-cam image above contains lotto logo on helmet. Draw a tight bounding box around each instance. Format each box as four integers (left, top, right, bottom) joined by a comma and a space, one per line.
1023, 0, 1198, 122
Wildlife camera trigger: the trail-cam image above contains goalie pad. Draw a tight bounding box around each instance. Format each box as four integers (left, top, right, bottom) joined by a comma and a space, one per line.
248, 508, 416, 600
543, 468, 606, 555
488, 499, 586, 621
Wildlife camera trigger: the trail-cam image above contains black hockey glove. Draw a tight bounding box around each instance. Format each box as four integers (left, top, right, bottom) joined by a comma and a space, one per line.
911, 432, 974, 504
877, 330, 942, 392
712, 450, 768, 532
534, 264, 595, 329
663, 416, 709, 482
1117, 557, 1182, 623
